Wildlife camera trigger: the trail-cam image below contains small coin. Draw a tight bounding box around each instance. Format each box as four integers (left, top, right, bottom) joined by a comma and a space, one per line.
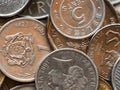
0, 17, 51, 82
0, 71, 5, 87
98, 77, 112, 90
50, 0, 105, 39
88, 24, 120, 80
19, 0, 52, 19
10, 84, 36, 90
0, 0, 29, 17
35, 48, 98, 90
47, 19, 90, 53
112, 57, 120, 90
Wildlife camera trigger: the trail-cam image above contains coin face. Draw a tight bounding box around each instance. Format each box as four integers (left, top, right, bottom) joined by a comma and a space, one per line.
98, 78, 112, 90
10, 84, 36, 90
48, 19, 90, 53
0, 18, 51, 82
112, 58, 120, 90
51, 0, 105, 39
0, 0, 29, 17
35, 48, 98, 90
0, 71, 5, 87
19, 0, 52, 19
88, 24, 120, 80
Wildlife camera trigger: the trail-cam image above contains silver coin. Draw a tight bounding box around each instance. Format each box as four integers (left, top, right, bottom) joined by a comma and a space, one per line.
35, 48, 98, 90
0, 0, 29, 17
19, 0, 52, 19
10, 84, 36, 90
112, 57, 120, 90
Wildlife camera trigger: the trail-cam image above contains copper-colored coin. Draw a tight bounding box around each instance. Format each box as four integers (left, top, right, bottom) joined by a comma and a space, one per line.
0, 71, 5, 87
51, 0, 105, 39
98, 77, 112, 90
0, 17, 51, 82
48, 19, 90, 53
88, 24, 120, 80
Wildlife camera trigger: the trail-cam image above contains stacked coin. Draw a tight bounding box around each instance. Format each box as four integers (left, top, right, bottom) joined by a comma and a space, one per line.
0, 0, 120, 90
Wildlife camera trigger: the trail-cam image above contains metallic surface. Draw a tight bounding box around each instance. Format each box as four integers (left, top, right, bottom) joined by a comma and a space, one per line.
19, 0, 52, 19
0, 71, 5, 87
50, 0, 105, 39
0, 0, 29, 17
88, 24, 120, 80
35, 48, 98, 90
0, 17, 51, 82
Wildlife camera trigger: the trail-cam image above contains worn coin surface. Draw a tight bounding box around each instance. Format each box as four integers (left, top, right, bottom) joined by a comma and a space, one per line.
19, 0, 52, 19
0, 0, 29, 17
88, 24, 120, 80
10, 84, 36, 90
0, 17, 51, 82
112, 57, 120, 90
51, 0, 105, 39
47, 19, 90, 53
0, 71, 5, 87
35, 48, 98, 90
98, 77, 112, 90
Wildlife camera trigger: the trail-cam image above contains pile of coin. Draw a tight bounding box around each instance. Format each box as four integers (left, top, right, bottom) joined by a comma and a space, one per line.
0, 0, 120, 90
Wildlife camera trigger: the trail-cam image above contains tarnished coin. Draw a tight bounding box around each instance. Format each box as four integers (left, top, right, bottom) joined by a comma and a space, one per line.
112, 57, 120, 90
10, 84, 36, 90
50, 0, 105, 39
88, 24, 120, 80
0, 71, 5, 87
0, 0, 29, 17
19, 0, 52, 19
98, 77, 112, 90
35, 48, 98, 90
48, 19, 90, 53
0, 17, 51, 82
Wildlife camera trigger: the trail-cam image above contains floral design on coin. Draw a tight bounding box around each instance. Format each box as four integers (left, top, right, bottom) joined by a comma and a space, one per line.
51, 0, 105, 39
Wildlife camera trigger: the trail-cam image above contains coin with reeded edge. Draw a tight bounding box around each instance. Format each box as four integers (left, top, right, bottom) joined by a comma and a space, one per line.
10, 84, 36, 90
88, 24, 120, 81
0, 0, 29, 17
35, 48, 98, 90
50, 0, 105, 39
0, 17, 51, 82
19, 0, 52, 19
0, 71, 5, 87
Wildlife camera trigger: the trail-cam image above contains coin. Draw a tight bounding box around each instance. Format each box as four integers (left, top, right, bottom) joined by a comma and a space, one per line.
19, 0, 52, 19
50, 0, 105, 39
35, 48, 98, 90
88, 24, 120, 80
98, 77, 112, 90
0, 17, 51, 82
47, 19, 90, 53
10, 84, 36, 90
0, 71, 5, 87
0, 0, 29, 17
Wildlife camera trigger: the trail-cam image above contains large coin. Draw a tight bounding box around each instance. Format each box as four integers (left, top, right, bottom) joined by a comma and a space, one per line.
35, 48, 98, 90
88, 24, 120, 80
19, 0, 52, 19
50, 0, 105, 39
10, 84, 36, 90
0, 17, 51, 82
0, 0, 29, 17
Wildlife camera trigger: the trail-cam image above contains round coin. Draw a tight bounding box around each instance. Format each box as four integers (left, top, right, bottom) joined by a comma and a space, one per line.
35, 48, 98, 90
0, 17, 51, 82
0, 0, 29, 17
88, 24, 120, 80
50, 0, 105, 39
19, 0, 52, 19
10, 84, 36, 90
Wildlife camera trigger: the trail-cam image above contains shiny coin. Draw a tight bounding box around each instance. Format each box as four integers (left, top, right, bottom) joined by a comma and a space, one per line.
88, 24, 120, 80
0, 71, 5, 87
10, 84, 36, 90
19, 0, 52, 19
0, 17, 51, 82
35, 48, 98, 90
47, 19, 90, 53
0, 0, 29, 17
51, 0, 105, 39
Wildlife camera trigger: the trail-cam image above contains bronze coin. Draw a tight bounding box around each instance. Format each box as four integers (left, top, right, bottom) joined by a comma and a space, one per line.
47, 19, 90, 53
0, 71, 5, 87
88, 24, 120, 80
0, 17, 51, 82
